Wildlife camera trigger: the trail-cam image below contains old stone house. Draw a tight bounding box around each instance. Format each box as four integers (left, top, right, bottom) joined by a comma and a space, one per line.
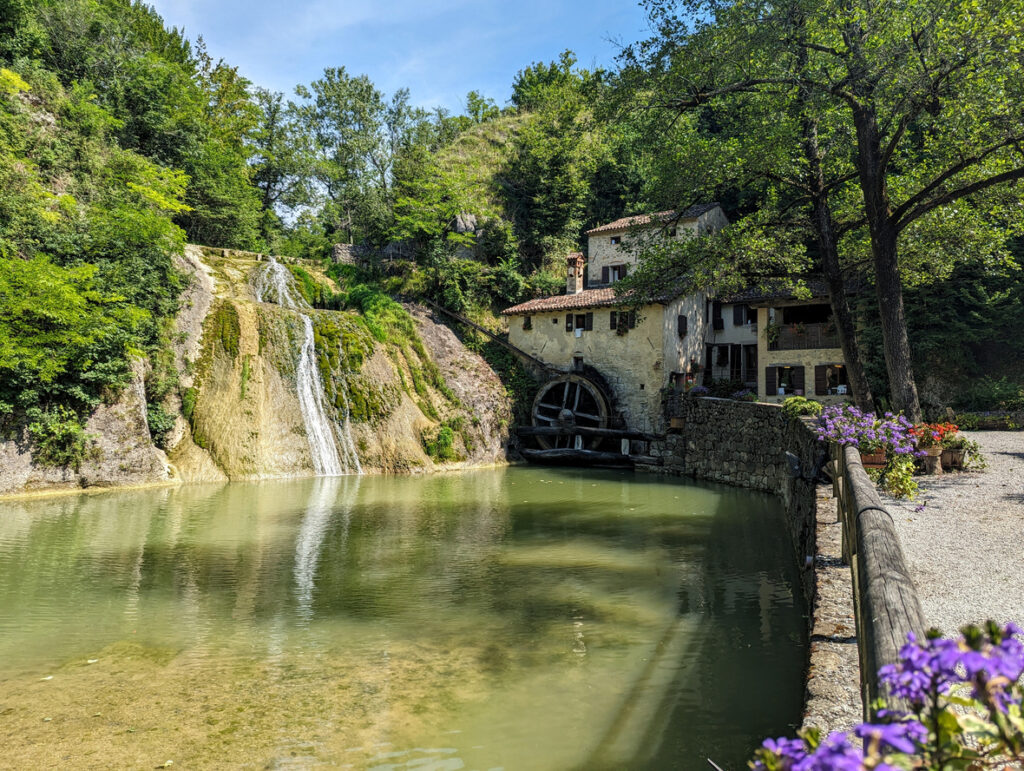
502, 204, 849, 433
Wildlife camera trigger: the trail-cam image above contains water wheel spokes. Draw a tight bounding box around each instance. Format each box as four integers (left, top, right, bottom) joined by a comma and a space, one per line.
531, 374, 611, 450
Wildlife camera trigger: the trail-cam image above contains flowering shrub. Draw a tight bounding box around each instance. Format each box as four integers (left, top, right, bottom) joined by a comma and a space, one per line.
752, 622, 1024, 770
732, 389, 757, 402
911, 422, 958, 449
816, 406, 923, 498
687, 385, 710, 396
815, 406, 919, 456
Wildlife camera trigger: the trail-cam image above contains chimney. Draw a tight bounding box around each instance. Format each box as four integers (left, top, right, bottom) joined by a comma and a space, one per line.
566, 252, 584, 295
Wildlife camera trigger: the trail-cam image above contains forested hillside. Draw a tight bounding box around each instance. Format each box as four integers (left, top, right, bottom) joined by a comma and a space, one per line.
1, 0, 1021, 472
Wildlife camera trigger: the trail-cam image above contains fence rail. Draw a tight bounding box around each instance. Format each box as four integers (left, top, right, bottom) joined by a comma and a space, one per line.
833, 444, 926, 717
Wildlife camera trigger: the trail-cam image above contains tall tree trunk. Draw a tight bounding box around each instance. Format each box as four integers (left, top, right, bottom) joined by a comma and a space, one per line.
850, 103, 922, 421
801, 117, 875, 410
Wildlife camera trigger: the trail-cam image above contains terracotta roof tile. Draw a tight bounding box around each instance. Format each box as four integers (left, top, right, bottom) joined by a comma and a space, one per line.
585, 203, 720, 235
502, 286, 679, 315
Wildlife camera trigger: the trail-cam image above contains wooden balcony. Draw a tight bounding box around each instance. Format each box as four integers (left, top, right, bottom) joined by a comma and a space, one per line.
768, 322, 840, 350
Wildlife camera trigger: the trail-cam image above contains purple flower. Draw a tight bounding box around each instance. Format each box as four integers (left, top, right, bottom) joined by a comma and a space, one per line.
854, 721, 927, 754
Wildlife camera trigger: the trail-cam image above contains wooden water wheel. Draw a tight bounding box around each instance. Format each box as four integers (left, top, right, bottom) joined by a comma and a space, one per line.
531, 374, 611, 450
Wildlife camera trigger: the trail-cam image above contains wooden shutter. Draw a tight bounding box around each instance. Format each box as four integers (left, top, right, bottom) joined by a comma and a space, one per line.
628, 310, 637, 329
814, 365, 827, 396
677, 314, 687, 337
793, 366, 805, 393
730, 344, 742, 380
565, 313, 573, 331
621, 264, 628, 277
601, 266, 609, 284
610, 311, 618, 330
704, 346, 713, 385
733, 304, 745, 326
712, 301, 722, 320
765, 367, 777, 394
585, 312, 593, 331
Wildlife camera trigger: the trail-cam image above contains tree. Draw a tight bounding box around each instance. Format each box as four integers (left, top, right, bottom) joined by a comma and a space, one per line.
623, 0, 1024, 420
251, 88, 314, 242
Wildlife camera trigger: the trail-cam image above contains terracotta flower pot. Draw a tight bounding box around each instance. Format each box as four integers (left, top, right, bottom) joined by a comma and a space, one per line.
859, 450, 887, 469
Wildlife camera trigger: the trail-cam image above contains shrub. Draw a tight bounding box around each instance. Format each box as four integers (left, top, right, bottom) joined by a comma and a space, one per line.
782, 396, 823, 418
26, 405, 87, 469
751, 622, 1024, 771
687, 385, 710, 397
146, 403, 176, 449
423, 424, 457, 462
731, 389, 757, 402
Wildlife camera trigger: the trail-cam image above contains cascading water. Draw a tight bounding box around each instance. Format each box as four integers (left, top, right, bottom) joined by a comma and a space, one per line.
254, 257, 361, 476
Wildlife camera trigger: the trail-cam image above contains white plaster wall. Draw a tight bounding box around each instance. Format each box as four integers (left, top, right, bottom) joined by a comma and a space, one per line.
661, 292, 708, 379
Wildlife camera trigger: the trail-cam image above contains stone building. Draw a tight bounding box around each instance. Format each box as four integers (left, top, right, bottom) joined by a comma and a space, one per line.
501, 205, 727, 432
502, 204, 851, 434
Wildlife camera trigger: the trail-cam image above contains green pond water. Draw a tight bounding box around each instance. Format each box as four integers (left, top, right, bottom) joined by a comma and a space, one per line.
0, 467, 806, 770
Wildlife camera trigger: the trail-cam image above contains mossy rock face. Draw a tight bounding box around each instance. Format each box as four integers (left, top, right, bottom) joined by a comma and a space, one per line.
212, 302, 241, 359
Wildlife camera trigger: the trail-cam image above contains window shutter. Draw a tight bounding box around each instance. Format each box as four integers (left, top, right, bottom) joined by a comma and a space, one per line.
712, 301, 722, 320
677, 314, 687, 337
628, 310, 637, 329
585, 312, 593, 331
793, 366, 805, 392
565, 313, 573, 332
610, 311, 617, 330
733, 304, 744, 326
815, 365, 827, 396
765, 367, 777, 394
621, 264, 628, 277
601, 266, 609, 284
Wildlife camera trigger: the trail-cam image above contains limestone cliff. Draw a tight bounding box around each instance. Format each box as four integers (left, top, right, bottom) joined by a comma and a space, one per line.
0, 246, 513, 497
165, 246, 512, 482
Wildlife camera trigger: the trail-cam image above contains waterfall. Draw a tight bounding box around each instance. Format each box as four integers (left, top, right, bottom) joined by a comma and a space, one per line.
253, 256, 307, 310
296, 315, 344, 476
254, 257, 362, 476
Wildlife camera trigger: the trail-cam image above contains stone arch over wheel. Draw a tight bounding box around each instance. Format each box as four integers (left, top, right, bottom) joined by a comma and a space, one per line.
531, 374, 612, 450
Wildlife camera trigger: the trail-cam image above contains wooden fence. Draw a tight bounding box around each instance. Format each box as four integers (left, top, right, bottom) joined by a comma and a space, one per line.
833, 444, 926, 717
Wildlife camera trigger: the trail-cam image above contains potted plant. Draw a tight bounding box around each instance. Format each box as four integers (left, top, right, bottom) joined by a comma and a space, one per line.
940, 432, 969, 470
815, 405, 920, 473
911, 422, 957, 475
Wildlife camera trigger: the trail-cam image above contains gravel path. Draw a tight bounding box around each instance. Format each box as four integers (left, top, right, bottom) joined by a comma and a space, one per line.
883, 431, 1024, 635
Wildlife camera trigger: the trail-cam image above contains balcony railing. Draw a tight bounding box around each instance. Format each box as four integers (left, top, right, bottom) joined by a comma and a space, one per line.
768, 322, 840, 350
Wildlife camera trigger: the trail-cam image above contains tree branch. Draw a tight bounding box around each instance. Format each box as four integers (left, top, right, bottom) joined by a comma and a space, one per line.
896, 166, 1024, 232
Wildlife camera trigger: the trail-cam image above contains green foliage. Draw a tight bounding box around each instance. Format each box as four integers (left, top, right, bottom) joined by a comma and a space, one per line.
26, 404, 87, 469
879, 454, 918, 500
146, 403, 175, 449
287, 264, 345, 309
422, 422, 459, 462
782, 396, 824, 419
956, 377, 1024, 413
706, 378, 747, 398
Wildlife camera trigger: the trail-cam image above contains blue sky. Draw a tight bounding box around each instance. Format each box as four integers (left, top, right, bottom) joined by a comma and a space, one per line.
147, 0, 654, 113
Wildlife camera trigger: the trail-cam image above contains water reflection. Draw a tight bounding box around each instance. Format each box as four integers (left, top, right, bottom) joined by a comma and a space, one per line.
0, 468, 806, 770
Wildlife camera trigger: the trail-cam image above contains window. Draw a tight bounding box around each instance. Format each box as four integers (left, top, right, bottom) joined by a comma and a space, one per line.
607, 264, 628, 282
610, 311, 618, 330
677, 314, 688, 337
522, 315, 532, 330
567, 313, 594, 333
573, 356, 584, 371
712, 301, 724, 331
610, 236, 621, 245
552, 317, 559, 324
815, 364, 849, 396
732, 304, 754, 326
766, 365, 806, 396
